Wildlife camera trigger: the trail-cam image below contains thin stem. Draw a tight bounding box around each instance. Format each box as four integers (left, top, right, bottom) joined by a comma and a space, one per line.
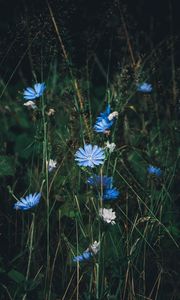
41, 91, 50, 299
22, 213, 35, 300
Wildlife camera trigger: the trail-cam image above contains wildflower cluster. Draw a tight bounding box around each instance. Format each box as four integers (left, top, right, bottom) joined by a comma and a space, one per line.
73, 105, 120, 261
87, 175, 120, 201
73, 96, 163, 262
13, 83, 46, 210
13, 82, 162, 267
13, 83, 59, 211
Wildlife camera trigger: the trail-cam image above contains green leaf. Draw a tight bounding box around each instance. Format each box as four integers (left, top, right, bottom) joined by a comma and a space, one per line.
25, 274, 43, 291
60, 204, 78, 219
8, 269, 25, 283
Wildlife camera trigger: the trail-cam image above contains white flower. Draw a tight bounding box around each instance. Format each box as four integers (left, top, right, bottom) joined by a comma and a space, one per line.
99, 208, 116, 224
108, 111, 118, 121
47, 159, 57, 172
90, 241, 100, 254
47, 108, 55, 116
105, 141, 116, 153
23, 101, 37, 109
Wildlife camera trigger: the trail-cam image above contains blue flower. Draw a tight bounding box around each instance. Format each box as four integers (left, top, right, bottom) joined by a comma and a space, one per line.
103, 188, 120, 201
14, 192, 41, 210
137, 82, 152, 93
147, 165, 162, 176
87, 175, 112, 188
94, 118, 113, 133
97, 105, 111, 122
73, 241, 100, 263
75, 144, 105, 168
94, 105, 118, 134
87, 175, 120, 200
23, 83, 46, 100
73, 251, 92, 262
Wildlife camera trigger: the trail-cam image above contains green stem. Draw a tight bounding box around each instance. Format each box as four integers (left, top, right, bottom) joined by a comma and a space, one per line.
22, 213, 35, 300
41, 94, 50, 299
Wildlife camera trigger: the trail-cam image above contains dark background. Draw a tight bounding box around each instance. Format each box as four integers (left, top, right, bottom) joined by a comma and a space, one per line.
0, 0, 180, 84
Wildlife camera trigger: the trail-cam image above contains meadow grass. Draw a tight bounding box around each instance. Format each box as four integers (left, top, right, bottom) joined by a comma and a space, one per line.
0, 5, 180, 300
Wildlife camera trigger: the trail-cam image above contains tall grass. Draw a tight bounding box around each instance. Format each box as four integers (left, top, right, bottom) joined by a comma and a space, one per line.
0, 3, 180, 300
